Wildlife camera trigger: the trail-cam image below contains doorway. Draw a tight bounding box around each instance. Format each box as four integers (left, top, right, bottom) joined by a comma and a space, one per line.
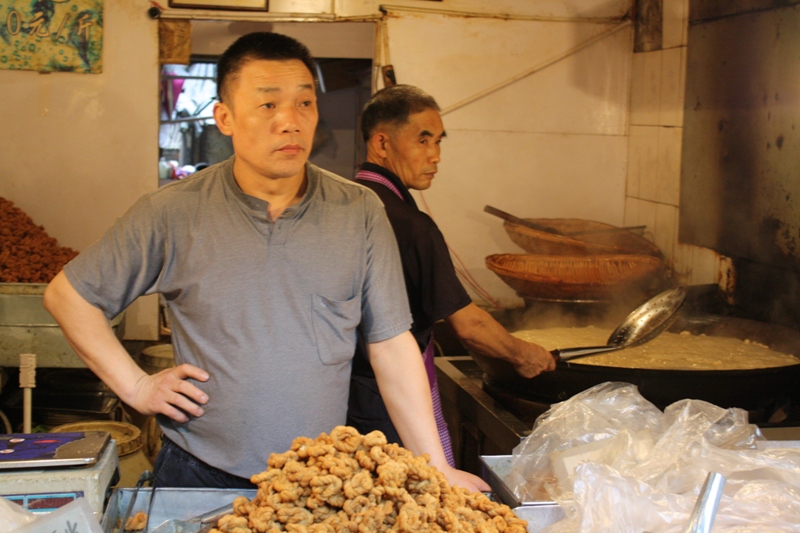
158, 20, 375, 184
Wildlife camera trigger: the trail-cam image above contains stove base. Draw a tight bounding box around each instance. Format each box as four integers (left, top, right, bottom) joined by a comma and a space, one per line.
435, 357, 530, 475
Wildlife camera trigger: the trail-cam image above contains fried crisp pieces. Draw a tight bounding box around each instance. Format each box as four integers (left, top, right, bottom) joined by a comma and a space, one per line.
210, 426, 527, 533
121, 511, 148, 531
0, 197, 79, 283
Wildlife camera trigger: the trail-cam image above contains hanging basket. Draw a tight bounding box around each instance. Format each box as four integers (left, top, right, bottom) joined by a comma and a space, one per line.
503, 218, 662, 257
486, 253, 663, 301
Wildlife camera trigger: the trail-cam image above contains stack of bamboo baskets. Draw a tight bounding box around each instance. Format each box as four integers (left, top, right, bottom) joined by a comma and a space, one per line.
486, 218, 666, 302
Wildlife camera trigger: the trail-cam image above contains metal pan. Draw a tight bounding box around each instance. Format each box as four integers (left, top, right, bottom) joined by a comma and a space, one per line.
476, 313, 800, 411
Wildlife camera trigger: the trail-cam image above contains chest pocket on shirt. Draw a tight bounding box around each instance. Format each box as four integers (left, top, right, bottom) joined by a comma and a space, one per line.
312, 293, 361, 365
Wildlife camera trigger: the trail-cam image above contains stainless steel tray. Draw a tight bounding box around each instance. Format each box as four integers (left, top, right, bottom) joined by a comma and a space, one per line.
513, 504, 566, 532
0, 283, 124, 368
102, 488, 257, 533
102, 485, 563, 533
480, 455, 554, 508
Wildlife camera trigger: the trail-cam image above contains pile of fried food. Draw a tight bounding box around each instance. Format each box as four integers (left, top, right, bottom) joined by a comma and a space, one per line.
0, 196, 78, 283
211, 426, 526, 533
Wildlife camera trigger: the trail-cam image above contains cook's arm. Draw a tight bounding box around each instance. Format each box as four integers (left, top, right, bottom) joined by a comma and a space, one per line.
445, 303, 556, 379
367, 330, 489, 492
44, 271, 209, 422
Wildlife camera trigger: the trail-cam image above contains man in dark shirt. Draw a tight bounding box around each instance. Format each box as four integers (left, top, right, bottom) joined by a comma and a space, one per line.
347, 85, 556, 465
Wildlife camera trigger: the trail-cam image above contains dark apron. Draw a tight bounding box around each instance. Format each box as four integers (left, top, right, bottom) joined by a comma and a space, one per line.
354, 169, 455, 467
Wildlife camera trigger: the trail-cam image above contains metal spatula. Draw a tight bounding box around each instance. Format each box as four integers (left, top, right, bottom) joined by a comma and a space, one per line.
149, 503, 234, 533
552, 286, 688, 361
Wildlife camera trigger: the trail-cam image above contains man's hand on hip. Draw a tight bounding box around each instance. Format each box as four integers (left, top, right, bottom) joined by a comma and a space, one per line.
131, 364, 210, 422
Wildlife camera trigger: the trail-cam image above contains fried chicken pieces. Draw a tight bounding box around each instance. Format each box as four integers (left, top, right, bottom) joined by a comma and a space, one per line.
211, 426, 526, 533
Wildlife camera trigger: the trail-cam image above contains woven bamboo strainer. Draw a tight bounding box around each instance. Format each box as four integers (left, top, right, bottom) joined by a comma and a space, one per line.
486, 253, 663, 301
503, 218, 662, 257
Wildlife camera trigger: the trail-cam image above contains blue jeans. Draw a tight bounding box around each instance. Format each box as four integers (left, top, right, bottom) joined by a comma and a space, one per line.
152, 437, 257, 489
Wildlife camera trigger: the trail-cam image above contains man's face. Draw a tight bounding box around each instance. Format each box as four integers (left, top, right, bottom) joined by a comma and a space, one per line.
214, 59, 318, 183
384, 108, 445, 191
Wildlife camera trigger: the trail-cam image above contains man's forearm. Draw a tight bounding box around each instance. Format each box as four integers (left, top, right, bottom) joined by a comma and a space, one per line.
43, 271, 147, 406
366, 331, 449, 468
445, 303, 555, 378
446, 303, 521, 361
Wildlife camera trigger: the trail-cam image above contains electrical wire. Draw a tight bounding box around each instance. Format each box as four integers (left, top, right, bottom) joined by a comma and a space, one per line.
380, 15, 632, 309
0, 409, 12, 434
417, 192, 504, 310
440, 19, 632, 117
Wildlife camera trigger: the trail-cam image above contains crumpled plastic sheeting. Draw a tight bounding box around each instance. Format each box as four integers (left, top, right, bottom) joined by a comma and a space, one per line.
544, 463, 800, 533
506, 382, 664, 502
504, 382, 800, 532
0, 495, 36, 533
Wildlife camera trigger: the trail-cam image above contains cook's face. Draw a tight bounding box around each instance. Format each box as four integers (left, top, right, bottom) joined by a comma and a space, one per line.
216, 59, 318, 181
384, 108, 445, 191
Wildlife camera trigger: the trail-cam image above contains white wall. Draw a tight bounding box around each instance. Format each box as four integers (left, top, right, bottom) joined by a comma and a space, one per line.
0, 0, 161, 339
623, 0, 729, 289
382, 11, 633, 305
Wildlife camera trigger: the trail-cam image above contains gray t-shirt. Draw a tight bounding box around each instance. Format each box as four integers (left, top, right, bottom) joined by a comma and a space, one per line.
64, 158, 411, 477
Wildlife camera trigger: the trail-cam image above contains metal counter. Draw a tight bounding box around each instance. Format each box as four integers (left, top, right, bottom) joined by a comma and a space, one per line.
435, 356, 537, 475
102, 488, 257, 533
0, 283, 124, 368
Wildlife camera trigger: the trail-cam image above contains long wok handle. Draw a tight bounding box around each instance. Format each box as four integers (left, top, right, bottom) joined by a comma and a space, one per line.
483, 205, 562, 234
551, 345, 623, 361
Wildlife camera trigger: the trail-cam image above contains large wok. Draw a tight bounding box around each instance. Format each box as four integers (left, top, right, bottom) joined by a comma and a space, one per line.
473, 312, 800, 412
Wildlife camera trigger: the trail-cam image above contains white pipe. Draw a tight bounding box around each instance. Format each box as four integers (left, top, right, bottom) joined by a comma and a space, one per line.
19, 353, 36, 434
23, 389, 32, 433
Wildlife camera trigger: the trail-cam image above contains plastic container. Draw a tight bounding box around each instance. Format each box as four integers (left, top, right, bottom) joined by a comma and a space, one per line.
158, 157, 172, 180
137, 344, 175, 375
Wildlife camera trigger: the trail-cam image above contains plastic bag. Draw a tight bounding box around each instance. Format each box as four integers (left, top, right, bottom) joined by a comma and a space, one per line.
543, 463, 800, 533
13, 497, 104, 533
0, 496, 36, 533
506, 382, 664, 502
505, 381, 800, 532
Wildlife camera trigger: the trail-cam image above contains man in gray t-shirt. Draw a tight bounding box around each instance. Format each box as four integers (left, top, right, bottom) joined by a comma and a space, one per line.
44, 32, 488, 492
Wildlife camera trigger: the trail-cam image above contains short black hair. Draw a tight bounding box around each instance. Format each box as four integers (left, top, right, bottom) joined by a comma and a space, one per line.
360, 85, 441, 142
216, 32, 317, 104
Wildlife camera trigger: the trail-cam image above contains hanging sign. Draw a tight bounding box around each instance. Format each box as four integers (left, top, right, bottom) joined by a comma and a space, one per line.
0, 0, 103, 73
158, 18, 191, 65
